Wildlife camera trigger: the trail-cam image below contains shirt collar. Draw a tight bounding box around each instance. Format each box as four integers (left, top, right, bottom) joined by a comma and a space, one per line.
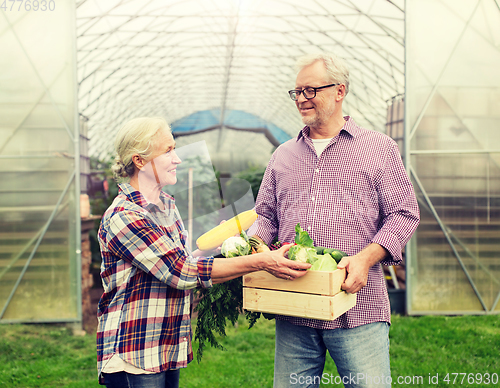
118, 183, 173, 210
296, 116, 360, 141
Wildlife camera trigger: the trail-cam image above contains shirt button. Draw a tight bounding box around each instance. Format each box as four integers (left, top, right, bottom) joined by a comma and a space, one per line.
315, 169, 320, 173
307, 226, 311, 231
311, 197, 315, 201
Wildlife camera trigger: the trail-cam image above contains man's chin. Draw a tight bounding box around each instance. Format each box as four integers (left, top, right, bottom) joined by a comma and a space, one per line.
301, 116, 319, 127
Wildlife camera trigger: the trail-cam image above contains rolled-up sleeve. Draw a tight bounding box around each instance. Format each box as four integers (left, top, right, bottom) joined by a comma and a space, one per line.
371, 141, 420, 265
195, 255, 214, 288
252, 153, 279, 244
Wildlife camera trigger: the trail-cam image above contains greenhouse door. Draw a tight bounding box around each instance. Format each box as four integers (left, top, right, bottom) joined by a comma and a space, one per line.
0, 3, 81, 324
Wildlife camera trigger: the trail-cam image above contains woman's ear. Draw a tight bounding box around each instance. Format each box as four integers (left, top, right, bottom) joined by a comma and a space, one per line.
132, 154, 145, 170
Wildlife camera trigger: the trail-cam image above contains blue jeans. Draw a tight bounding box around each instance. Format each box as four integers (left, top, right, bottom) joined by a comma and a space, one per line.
102, 370, 180, 388
274, 320, 391, 388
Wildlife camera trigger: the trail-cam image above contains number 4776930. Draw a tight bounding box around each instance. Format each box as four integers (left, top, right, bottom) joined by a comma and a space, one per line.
1, 0, 56, 12
443, 373, 498, 385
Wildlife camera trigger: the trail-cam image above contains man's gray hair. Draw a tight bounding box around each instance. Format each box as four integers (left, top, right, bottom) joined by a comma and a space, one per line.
295, 52, 350, 95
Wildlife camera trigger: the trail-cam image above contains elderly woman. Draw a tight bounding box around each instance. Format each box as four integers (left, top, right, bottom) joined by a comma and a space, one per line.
96, 117, 310, 388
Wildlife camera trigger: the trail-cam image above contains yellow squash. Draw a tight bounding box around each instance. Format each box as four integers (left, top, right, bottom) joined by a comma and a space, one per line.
196, 209, 258, 251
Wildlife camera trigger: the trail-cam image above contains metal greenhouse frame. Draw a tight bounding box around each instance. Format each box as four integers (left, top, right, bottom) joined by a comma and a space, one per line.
1, 0, 498, 325
405, 0, 500, 315
0, 1, 82, 324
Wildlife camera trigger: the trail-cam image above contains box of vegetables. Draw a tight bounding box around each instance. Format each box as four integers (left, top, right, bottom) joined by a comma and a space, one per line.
243, 224, 357, 321
193, 213, 356, 361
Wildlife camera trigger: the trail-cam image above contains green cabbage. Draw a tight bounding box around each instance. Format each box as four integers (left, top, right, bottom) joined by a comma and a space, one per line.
309, 254, 338, 271
287, 224, 345, 271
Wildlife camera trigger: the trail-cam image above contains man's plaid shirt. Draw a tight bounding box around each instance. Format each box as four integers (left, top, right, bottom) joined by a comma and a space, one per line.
96, 183, 214, 376
252, 117, 420, 329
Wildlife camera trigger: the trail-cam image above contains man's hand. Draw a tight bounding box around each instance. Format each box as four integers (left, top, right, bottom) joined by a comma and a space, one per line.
336, 255, 370, 294
337, 243, 389, 294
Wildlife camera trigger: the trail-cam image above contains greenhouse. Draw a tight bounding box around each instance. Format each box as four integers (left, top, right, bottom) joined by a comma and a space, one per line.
0, 0, 499, 330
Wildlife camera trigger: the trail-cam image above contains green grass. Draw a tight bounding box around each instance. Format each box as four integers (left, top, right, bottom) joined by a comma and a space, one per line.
184, 315, 500, 387
0, 324, 99, 388
0, 315, 498, 387
389, 315, 500, 387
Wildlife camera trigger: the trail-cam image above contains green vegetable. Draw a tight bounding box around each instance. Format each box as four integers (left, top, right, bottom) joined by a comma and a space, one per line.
315, 247, 347, 263
288, 244, 317, 263
294, 223, 314, 247
194, 277, 260, 362
248, 236, 271, 253
289, 224, 347, 269
309, 254, 338, 271
329, 249, 347, 263
194, 230, 269, 362
289, 224, 316, 263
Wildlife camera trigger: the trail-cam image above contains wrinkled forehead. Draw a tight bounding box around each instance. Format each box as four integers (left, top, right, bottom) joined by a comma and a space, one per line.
295, 60, 330, 87
153, 128, 175, 150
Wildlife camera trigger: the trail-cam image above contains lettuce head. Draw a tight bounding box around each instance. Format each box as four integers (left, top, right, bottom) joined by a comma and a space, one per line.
309, 254, 338, 271
288, 223, 342, 271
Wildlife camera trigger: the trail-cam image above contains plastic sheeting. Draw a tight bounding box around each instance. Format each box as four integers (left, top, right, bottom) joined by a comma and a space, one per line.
406, 0, 500, 314
0, 1, 80, 323
76, 0, 405, 162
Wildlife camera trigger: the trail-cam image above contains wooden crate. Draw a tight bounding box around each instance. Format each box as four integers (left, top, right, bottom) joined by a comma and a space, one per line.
243, 269, 357, 321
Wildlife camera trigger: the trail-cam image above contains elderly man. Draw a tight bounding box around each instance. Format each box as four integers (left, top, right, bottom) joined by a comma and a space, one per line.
251, 53, 420, 388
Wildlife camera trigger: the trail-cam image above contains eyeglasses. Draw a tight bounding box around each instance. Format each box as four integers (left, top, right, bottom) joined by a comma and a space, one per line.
288, 83, 340, 101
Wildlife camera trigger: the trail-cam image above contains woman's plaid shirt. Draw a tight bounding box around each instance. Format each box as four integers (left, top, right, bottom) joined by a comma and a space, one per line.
96, 183, 213, 376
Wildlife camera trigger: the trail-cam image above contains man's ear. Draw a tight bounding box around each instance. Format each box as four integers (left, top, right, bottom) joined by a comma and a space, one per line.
335, 84, 346, 102
132, 154, 145, 170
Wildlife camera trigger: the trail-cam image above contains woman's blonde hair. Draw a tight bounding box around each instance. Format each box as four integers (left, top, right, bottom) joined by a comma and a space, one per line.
111, 117, 170, 180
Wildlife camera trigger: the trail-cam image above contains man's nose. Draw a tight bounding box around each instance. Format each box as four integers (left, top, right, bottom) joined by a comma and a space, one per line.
297, 92, 308, 103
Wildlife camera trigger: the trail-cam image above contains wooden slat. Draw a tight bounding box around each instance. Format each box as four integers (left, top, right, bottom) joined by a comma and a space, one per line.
0, 205, 57, 213
243, 269, 346, 296
0, 232, 67, 240
418, 219, 500, 226
417, 230, 500, 238
417, 244, 500, 253
243, 288, 356, 321
416, 257, 500, 266
0, 245, 68, 254
0, 257, 69, 267
0, 269, 70, 281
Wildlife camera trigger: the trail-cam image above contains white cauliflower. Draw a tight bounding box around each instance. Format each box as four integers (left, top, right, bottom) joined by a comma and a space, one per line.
221, 236, 251, 258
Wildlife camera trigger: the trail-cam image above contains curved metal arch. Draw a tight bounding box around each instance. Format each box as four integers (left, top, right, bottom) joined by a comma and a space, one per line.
77, 0, 405, 159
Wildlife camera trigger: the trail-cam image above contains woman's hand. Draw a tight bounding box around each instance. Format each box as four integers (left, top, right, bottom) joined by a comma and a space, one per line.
211, 243, 310, 284
261, 244, 311, 280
